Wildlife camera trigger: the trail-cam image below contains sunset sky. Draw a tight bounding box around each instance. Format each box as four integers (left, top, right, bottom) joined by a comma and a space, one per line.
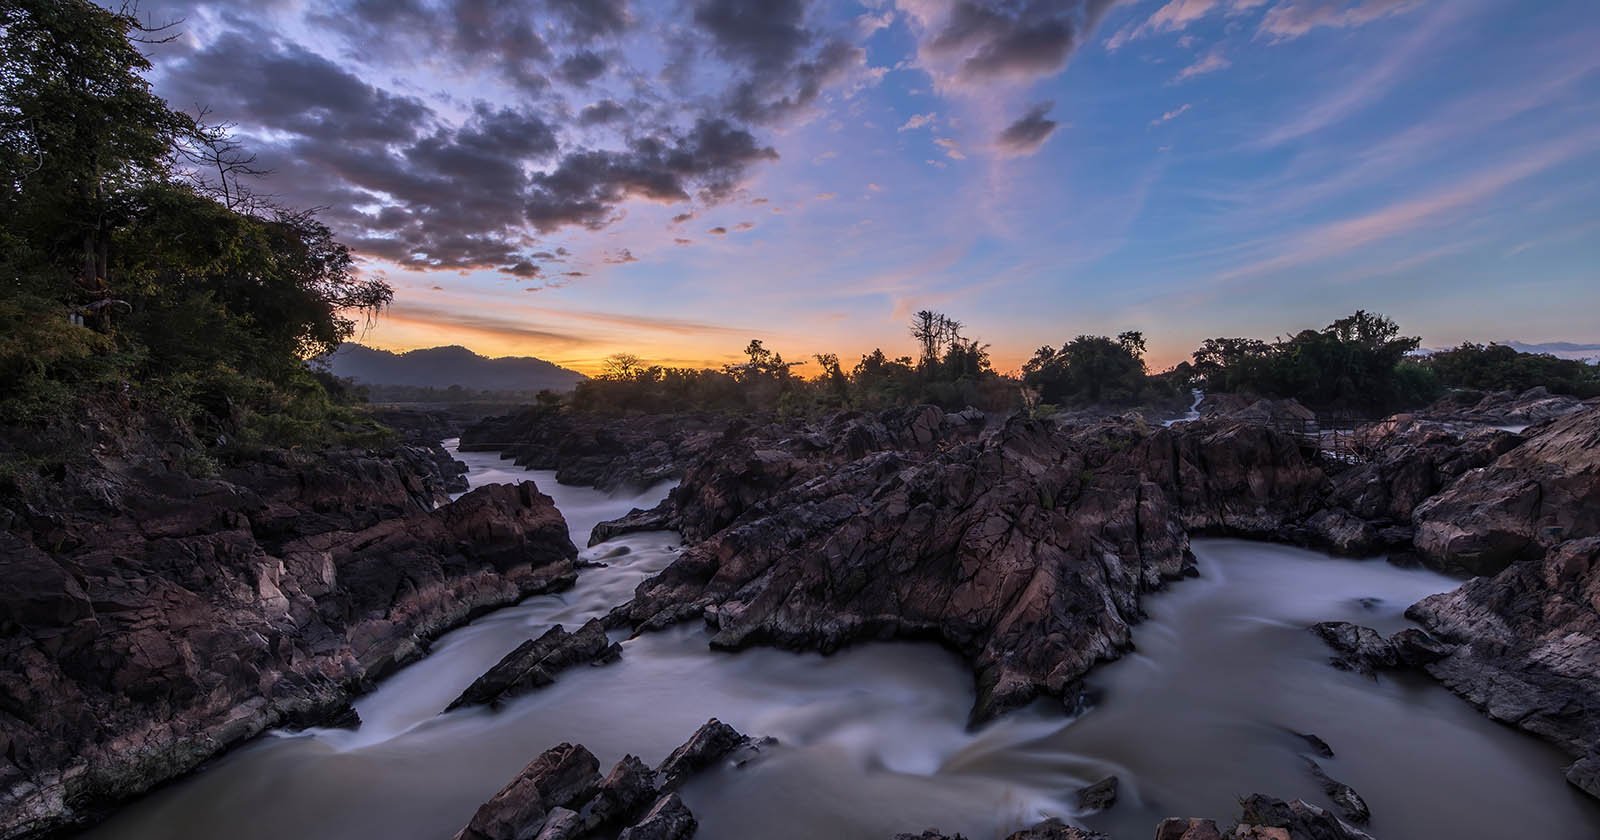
132, 0, 1600, 374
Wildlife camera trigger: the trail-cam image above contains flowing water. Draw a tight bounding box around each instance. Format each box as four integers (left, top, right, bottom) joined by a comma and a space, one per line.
86, 443, 1600, 840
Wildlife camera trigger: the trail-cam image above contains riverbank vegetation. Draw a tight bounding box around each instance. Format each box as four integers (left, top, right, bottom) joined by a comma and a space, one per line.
1, 1, 392, 476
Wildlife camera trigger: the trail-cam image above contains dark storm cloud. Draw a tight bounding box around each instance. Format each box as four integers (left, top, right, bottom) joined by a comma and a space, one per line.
137, 0, 867, 281
996, 100, 1058, 155
524, 118, 777, 232
558, 51, 609, 86
691, 0, 865, 123
577, 100, 629, 125
545, 0, 633, 40
926, 0, 1119, 82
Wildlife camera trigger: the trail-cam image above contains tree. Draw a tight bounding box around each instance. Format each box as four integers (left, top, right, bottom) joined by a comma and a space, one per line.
0, 0, 192, 300
1023, 333, 1148, 405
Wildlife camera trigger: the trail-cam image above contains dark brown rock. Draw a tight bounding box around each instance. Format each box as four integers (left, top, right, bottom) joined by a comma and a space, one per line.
1154, 818, 1223, 840
616, 793, 697, 840
453, 743, 601, 840
656, 718, 749, 792
0, 449, 577, 839
1232, 794, 1374, 840
1412, 406, 1600, 574
1076, 775, 1119, 812
445, 619, 619, 712
1303, 759, 1370, 824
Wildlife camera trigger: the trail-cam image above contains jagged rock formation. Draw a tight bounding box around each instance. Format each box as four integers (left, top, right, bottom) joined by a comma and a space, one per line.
1411, 407, 1600, 574
611, 411, 1329, 722
0, 447, 577, 838
1421, 387, 1594, 427
445, 619, 620, 712
1407, 535, 1600, 798
452, 719, 757, 840
460, 408, 733, 492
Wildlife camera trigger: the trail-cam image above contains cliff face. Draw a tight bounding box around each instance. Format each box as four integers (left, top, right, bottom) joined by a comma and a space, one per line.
0, 445, 578, 839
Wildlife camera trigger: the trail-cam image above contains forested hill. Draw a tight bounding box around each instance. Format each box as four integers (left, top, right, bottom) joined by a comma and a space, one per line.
327, 344, 586, 393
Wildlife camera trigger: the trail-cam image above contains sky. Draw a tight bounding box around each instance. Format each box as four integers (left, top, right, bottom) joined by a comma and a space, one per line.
126, 0, 1600, 374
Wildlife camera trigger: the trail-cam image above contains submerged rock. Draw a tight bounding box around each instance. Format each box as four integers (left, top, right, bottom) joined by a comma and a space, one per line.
656, 718, 752, 792
1303, 759, 1371, 824
1076, 776, 1119, 812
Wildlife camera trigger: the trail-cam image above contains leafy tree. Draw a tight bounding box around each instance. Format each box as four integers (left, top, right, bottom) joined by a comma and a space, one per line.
1425, 343, 1599, 397
1022, 332, 1149, 405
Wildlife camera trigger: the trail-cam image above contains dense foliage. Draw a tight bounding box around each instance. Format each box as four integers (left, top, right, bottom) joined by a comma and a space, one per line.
1423, 343, 1600, 397
1021, 331, 1174, 407
571, 312, 1016, 415
1184, 311, 1440, 412
0, 1, 391, 455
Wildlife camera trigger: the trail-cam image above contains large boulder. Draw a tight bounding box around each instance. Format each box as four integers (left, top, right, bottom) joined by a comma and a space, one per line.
1411, 406, 1600, 574
453, 743, 601, 840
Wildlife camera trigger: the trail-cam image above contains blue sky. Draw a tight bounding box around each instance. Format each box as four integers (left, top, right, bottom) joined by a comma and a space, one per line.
137, 0, 1600, 373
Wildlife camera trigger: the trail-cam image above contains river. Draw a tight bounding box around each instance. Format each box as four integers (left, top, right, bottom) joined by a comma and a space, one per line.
85, 443, 1600, 840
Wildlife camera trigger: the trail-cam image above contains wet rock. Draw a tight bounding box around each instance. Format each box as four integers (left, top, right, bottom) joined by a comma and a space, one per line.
0, 451, 577, 839
1303, 759, 1370, 824
615, 412, 1334, 722
453, 743, 601, 840
445, 619, 619, 711
1232, 794, 1374, 840
1294, 732, 1335, 758
1076, 775, 1119, 812
656, 718, 750, 792
1154, 818, 1223, 840
1310, 622, 1397, 674
1407, 535, 1600, 793
1387, 627, 1450, 666
1422, 387, 1590, 427
532, 807, 584, 840
616, 793, 697, 840
577, 755, 658, 832
1006, 818, 1105, 839
1566, 749, 1600, 799
1412, 405, 1600, 574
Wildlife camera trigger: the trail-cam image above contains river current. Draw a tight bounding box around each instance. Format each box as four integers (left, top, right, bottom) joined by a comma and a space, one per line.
86, 443, 1600, 840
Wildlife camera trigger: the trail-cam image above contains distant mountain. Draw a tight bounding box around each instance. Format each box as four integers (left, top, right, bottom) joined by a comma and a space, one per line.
325, 344, 586, 392
1421, 340, 1600, 362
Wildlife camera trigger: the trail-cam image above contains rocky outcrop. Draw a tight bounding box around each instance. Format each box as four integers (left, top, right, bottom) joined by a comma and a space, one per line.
895, 819, 1104, 840
452, 719, 756, 840
0, 449, 577, 839
1076, 776, 1119, 812
1302, 759, 1370, 824
1411, 406, 1600, 574
612, 411, 1334, 722
1422, 387, 1593, 427
1406, 535, 1600, 796
445, 619, 620, 712
460, 408, 733, 492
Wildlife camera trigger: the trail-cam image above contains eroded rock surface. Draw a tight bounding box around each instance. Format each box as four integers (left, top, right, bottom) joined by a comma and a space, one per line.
0, 449, 577, 838
445, 618, 619, 712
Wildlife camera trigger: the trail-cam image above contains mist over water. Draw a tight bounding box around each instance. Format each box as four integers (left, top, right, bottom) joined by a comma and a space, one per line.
85, 446, 1600, 840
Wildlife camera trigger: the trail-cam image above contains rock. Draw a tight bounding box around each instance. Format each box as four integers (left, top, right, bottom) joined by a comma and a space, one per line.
1407, 535, 1600, 788
1006, 818, 1105, 839
0, 449, 578, 839
1232, 794, 1374, 840
1293, 732, 1335, 758
532, 807, 584, 840
1387, 627, 1450, 666
576, 755, 658, 832
656, 718, 749, 792
1310, 622, 1397, 674
453, 743, 601, 840
1422, 387, 1589, 427
461, 409, 731, 493
614, 413, 1334, 722
1566, 749, 1600, 799
1303, 759, 1371, 824
1412, 405, 1600, 574
616, 793, 697, 840
1154, 818, 1223, 840
1076, 775, 1119, 812
445, 618, 620, 711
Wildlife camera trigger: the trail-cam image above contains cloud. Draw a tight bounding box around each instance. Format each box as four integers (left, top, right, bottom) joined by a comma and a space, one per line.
556, 50, 608, 85
899, 112, 938, 131
902, 0, 1121, 88
1151, 103, 1193, 125
995, 101, 1058, 155
1259, 0, 1421, 40
522, 118, 778, 232
692, 0, 867, 123
934, 137, 966, 160
1174, 45, 1230, 81
577, 99, 628, 125
708, 226, 729, 234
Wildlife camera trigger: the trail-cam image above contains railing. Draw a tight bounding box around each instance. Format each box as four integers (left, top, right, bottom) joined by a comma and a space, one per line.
1268, 415, 1386, 464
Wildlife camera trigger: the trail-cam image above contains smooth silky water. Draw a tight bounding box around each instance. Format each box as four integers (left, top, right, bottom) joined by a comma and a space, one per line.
86, 443, 1600, 840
